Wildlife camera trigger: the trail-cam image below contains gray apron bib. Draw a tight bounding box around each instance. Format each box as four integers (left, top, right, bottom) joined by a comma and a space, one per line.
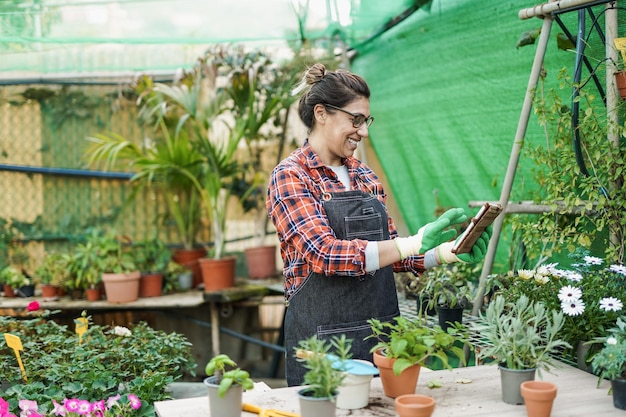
283, 189, 400, 386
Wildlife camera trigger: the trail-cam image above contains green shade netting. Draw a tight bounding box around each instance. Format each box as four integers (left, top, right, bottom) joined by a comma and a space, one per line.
0, 0, 417, 74
351, 0, 607, 272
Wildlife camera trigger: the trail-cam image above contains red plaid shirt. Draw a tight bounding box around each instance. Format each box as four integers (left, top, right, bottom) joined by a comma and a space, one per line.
266, 141, 425, 299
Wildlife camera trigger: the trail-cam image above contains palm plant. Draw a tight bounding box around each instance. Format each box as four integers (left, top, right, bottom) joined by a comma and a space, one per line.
85, 75, 206, 251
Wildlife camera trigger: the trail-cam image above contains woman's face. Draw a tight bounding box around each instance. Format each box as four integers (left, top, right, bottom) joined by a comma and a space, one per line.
312, 97, 371, 166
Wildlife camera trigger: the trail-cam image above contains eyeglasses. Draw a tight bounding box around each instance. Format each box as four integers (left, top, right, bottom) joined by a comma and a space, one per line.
323, 103, 374, 128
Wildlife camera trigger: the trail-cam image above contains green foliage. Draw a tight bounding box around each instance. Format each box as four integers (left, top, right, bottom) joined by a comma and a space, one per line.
367, 316, 469, 375
294, 335, 352, 399
204, 354, 254, 398
0, 313, 196, 415
591, 317, 626, 382
414, 263, 479, 310
134, 238, 171, 273
35, 252, 73, 287
496, 249, 626, 352
511, 68, 626, 266
0, 265, 30, 288
471, 294, 570, 375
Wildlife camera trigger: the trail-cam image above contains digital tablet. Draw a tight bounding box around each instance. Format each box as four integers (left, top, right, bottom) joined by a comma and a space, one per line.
451, 203, 503, 254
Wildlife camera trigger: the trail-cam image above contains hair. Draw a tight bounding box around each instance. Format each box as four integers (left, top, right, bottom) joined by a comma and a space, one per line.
292, 63, 371, 129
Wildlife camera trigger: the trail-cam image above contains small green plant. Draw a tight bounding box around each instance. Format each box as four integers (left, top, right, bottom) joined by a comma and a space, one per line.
0, 265, 30, 288
294, 335, 353, 399
205, 354, 254, 398
134, 238, 171, 274
417, 264, 478, 310
471, 294, 571, 375
367, 316, 469, 375
591, 317, 626, 383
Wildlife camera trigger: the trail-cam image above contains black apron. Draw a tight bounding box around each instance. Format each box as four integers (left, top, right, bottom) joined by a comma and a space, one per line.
283, 189, 400, 386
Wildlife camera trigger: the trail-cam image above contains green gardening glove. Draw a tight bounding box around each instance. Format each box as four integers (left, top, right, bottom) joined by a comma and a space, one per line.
394, 208, 468, 260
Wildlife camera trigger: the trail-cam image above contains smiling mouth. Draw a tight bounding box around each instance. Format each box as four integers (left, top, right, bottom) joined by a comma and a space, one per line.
348, 138, 359, 147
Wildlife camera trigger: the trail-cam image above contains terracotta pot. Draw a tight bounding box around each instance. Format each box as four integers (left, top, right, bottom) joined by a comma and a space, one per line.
139, 272, 163, 297
85, 287, 102, 301
199, 257, 236, 292
172, 247, 207, 289
3, 285, 15, 298
395, 394, 436, 417
521, 380, 557, 417
101, 271, 141, 303
40, 284, 58, 299
373, 348, 421, 398
244, 245, 277, 279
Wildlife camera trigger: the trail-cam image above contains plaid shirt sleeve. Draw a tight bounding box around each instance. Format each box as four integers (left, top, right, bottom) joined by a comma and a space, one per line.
267, 145, 424, 298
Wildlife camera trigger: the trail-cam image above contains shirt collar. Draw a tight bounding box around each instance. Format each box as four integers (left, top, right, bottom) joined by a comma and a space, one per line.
302, 140, 358, 170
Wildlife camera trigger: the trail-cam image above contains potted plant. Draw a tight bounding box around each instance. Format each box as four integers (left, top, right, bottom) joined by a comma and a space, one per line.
134, 237, 172, 297
470, 294, 571, 405
85, 75, 209, 288
294, 334, 352, 417
85, 229, 140, 303
591, 317, 626, 410
34, 252, 66, 298
367, 316, 469, 398
224, 52, 298, 280
165, 260, 193, 291
0, 266, 29, 298
203, 353, 254, 417
417, 264, 477, 331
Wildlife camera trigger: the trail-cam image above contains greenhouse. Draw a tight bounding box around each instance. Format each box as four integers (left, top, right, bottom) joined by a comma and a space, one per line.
1, 0, 626, 416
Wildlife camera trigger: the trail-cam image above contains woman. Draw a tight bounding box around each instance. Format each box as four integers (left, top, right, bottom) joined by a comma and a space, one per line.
266, 63, 491, 386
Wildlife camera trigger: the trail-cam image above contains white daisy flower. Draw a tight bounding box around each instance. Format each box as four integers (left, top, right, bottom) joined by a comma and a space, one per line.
608, 336, 618, 345
517, 269, 534, 280
558, 285, 582, 302
563, 270, 583, 282
537, 264, 553, 275
599, 297, 623, 312
561, 299, 585, 316
583, 256, 603, 265
610, 264, 626, 276
534, 274, 549, 284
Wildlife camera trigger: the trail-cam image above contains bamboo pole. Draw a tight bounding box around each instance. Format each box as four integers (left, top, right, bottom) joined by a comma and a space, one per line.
519, 0, 613, 20
471, 15, 554, 316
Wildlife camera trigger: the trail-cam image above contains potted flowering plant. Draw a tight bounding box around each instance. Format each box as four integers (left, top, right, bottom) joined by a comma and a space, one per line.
591, 317, 626, 410
498, 249, 626, 366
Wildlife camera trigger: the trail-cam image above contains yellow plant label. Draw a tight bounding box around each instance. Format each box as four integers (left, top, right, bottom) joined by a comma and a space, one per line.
4, 333, 27, 381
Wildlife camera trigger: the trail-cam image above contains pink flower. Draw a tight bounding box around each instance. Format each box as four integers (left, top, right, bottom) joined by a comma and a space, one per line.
106, 394, 120, 409
0, 398, 9, 413
26, 301, 40, 312
63, 399, 80, 413
127, 394, 141, 410
18, 399, 38, 415
52, 399, 67, 416
76, 399, 91, 414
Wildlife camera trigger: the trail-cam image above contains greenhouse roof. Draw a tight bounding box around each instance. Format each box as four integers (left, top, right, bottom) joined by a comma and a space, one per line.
0, 0, 423, 78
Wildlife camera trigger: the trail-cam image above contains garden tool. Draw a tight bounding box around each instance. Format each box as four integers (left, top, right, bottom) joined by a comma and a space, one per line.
4, 333, 27, 381
242, 403, 300, 417
295, 349, 379, 376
